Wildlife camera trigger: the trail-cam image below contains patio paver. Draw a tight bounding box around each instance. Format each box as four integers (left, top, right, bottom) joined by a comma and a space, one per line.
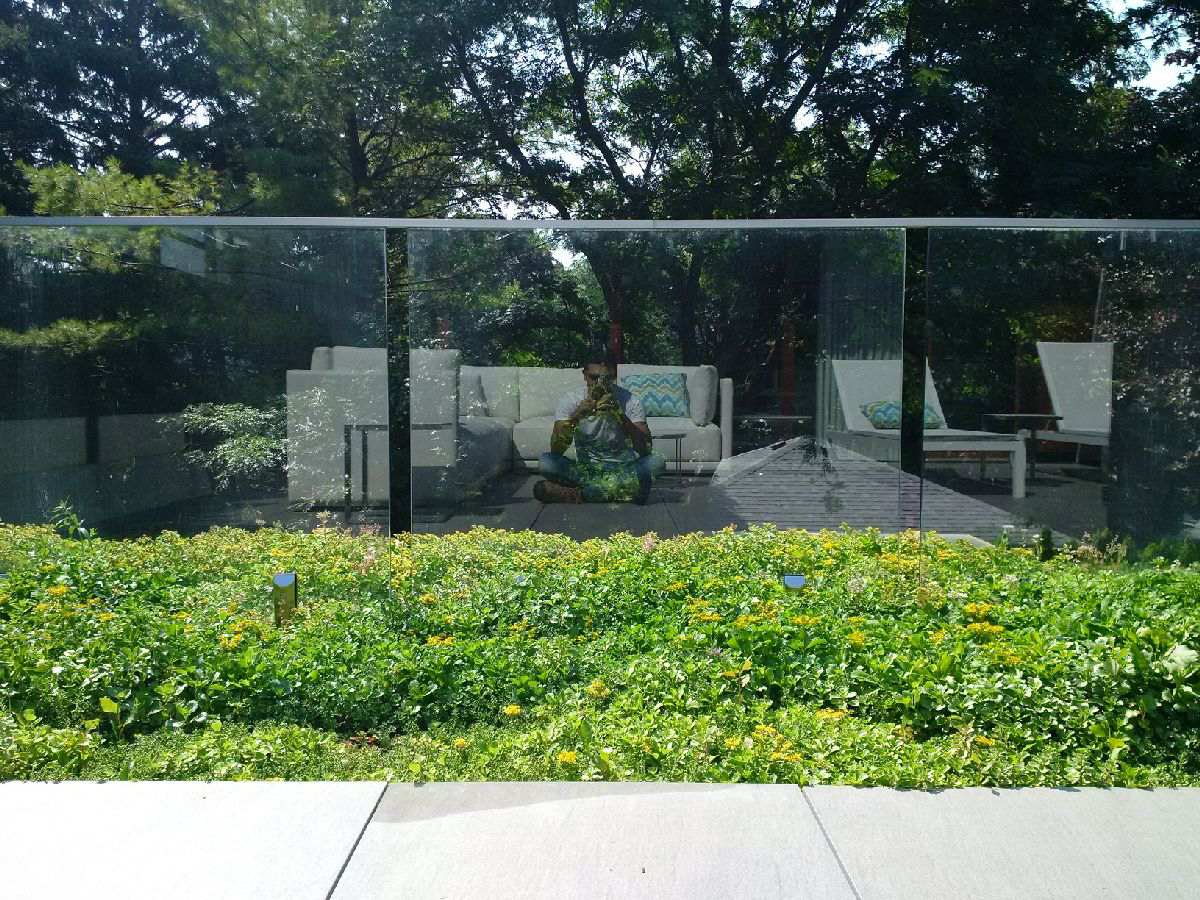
0, 780, 384, 900
329, 781, 857, 900
805, 785, 1200, 900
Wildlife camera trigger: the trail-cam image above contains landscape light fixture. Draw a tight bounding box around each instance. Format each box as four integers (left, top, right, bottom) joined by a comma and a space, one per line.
272, 573, 298, 626
782, 574, 807, 591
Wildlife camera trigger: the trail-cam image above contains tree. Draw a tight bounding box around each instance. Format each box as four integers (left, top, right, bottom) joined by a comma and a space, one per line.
173, 0, 468, 215
5, 1, 226, 177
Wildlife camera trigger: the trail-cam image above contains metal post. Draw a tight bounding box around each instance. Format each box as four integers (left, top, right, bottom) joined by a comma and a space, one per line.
360, 424, 370, 511
272, 573, 298, 627
344, 424, 353, 524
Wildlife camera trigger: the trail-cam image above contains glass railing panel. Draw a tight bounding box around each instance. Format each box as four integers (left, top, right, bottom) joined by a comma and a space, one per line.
924, 227, 1200, 554
0, 224, 388, 536
407, 225, 906, 540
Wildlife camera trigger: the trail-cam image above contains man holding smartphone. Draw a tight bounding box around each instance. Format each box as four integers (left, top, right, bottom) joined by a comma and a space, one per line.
535, 346, 666, 503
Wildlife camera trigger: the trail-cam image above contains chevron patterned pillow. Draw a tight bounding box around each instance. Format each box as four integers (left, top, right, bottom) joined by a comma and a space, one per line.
620, 372, 691, 417
862, 400, 902, 429
862, 400, 947, 429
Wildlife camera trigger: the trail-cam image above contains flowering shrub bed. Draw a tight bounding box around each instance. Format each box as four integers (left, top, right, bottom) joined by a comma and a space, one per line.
1, 524, 1197, 785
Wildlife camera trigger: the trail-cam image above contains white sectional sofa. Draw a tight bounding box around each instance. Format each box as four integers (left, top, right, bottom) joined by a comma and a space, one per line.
411, 348, 733, 507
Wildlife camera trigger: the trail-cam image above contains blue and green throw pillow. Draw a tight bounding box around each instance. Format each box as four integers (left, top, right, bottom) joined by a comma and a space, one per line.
861, 400, 946, 429
620, 372, 690, 417
862, 400, 902, 429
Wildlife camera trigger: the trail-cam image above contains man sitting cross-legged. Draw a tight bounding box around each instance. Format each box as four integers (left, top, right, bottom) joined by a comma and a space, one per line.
534, 347, 666, 504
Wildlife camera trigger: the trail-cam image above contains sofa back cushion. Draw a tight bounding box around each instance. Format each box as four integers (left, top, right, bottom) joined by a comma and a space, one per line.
519, 367, 584, 420
410, 348, 461, 427
330, 345, 387, 371
460, 366, 520, 420
459, 370, 488, 416
310, 347, 334, 371
620, 372, 690, 417
617, 364, 717, 427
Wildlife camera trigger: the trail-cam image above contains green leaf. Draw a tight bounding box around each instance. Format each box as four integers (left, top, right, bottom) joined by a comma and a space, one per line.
100, 697, 119, 715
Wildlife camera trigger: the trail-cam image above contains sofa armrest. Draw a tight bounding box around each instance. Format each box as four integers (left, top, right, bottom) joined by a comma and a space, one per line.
719, 377, 733, 459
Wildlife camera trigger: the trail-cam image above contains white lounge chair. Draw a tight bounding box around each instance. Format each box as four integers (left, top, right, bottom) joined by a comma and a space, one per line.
828, 359, 1026, 498
1033, 341, 1112, 469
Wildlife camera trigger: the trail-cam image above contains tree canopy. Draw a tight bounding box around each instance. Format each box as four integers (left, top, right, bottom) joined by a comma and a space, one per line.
0, 0, 1196, 217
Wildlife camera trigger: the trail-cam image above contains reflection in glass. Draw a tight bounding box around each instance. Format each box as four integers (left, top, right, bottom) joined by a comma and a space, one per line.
924, 228, 1200, 550
0, 225, 388, 536
408, 227, 905, 540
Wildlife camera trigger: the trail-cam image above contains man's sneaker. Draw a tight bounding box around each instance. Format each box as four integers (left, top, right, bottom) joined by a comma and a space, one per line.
533, 480, 582, 504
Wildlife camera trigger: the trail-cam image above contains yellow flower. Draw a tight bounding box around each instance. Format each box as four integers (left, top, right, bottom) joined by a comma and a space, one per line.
815, 709, 847, 720
963, 601, 994, 620
426, 634, 455, 646
732, 614, 764, 628
556, 750, 578, 765
586, 679, 610, 699
97, 612, 115, 623
930, 630, 947, 644
47, 585, 68, 597
721, 669, 740, 677
724, 737, 742, 750
502, 704, 521, 716
453, 738, 469, 749
846, 616, 866, 624
847, 630, 867, 646
790, 614, 822, 626
975, 735, 996, 747
965, 622, 1004, 640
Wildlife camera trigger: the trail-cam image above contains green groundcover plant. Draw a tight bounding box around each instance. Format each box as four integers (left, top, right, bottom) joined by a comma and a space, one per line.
0, 523, 1197, 786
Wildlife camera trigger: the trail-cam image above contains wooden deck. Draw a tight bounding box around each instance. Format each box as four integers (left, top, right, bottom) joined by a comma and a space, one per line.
416, 439, 1081, 542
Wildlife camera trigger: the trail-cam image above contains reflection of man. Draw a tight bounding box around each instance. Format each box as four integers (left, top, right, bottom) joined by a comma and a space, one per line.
535, 347, 666, 504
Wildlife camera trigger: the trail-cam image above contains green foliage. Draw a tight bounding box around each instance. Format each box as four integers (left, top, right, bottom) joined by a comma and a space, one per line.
1, 523, 1198, 786
158, 403, 286, 491
0, 710, 99, 779
20, 159, 225, 216
0, 318, 138, 356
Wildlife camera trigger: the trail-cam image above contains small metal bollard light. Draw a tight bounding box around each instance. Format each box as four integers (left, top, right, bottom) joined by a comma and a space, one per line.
272, 573, 298, 627
782, 574, 807, 591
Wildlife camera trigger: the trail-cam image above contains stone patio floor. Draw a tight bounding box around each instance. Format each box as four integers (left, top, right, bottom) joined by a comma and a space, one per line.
3, 781, 1198, 899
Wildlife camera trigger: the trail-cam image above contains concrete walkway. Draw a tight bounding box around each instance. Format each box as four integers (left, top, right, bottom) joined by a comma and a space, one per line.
3, 781, 1199, 899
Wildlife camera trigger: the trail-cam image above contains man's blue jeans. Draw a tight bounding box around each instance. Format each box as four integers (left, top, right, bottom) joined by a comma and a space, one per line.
539, 452, 666, 502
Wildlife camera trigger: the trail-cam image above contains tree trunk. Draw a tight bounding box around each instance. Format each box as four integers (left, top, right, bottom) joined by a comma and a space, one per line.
344, 105, 371, 214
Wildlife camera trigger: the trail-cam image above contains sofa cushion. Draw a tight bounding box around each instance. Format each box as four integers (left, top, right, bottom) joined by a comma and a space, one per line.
620, 372, 690, 418
512, 415, 574, 461
458, 416, 513, 481
462, 366, 520, 421
459, 371, 488, 416
519, 367, 584, 421
410, 348, 460, 427
618, 364, 717, 427
646, 417, 722, 464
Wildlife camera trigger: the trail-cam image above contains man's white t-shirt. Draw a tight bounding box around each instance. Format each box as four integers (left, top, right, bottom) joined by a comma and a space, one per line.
554, 385, 646, 466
